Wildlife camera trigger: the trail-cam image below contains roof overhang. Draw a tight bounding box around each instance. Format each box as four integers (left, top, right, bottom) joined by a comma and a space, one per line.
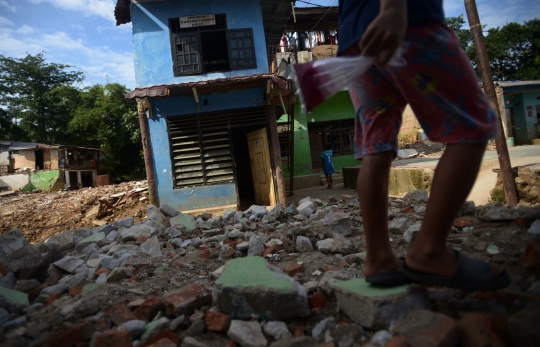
114, 0, 295, 45
125, 74, 289, 100
8, 142, 38, 151
285, 6, 339, 31
498, 81, 540, 94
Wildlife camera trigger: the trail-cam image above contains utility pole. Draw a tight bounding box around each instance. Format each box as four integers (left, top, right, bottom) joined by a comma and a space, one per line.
136, 98, 159, 207
464, 0, 518, 206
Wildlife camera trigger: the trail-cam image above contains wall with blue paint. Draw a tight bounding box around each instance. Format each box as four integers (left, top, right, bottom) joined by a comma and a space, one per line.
131, 0, 269, 88
504, 92, 540, 144
149, 87, 265, 211
522, 91, 540, 140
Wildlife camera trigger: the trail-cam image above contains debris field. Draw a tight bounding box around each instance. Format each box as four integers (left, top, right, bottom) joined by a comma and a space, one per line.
1, 188, 540, 347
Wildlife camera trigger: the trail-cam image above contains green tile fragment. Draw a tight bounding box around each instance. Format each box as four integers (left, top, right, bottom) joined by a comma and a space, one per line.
333, 278, 410, 298
0, 286, 29, 305
216, 257, 294, 290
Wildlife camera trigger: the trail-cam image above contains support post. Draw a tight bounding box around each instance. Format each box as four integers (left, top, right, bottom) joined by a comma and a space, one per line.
136, 98, 159, 206
266, 81, 287, 206
464, 0, 518, 206
192, 87, 200, 113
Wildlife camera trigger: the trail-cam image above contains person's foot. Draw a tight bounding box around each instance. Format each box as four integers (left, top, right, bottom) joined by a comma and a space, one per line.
363, 253, 402, 279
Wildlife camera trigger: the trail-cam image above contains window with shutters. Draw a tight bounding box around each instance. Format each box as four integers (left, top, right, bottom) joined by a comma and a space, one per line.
167, 107, 268, 189
169, 14, 256, 76
307, 119, 355, 156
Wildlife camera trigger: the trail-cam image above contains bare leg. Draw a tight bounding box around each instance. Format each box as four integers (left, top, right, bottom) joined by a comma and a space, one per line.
357, 151, 401, 277
329, 174, 333, 188
405, 142, 502, 277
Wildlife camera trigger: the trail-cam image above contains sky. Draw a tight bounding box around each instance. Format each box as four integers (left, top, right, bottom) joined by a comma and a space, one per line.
0, 0, 538, 90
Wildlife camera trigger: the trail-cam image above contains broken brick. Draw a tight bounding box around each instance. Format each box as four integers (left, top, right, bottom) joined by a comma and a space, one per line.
521, 240, 540, 267
137, 235, 149, 242
338, 260, 350, 268
200, 249, 212, 259
134, 298, 165, 321
129, 274, 138, 282
262, 246, 275, 258
293, 324, 306, 337
46, 320, 95, 347
95, 268, 111, 277
163, 284, 212, 317
206, 311, 232, 333
45, 275, 60, 286
284, 262, 305, 276
308, 292, 330, 312
454, 216, 475, 228
393, 310, 461, 347
93, 329, 132, 347
108, 304, 137, 326
459, 312, 509, 347
69, 286, 83, 297
385, 336, 408, 347
0, 263, 7, 276
44, 293, 60, 306
140, 328, 179, 347
506, 218, 532, 229
401, 207, 414, 213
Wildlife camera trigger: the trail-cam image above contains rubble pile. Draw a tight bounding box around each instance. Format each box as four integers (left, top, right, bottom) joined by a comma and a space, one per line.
0, 181, 150, 243
397, 141, 446, 159
1, 191, 540, 347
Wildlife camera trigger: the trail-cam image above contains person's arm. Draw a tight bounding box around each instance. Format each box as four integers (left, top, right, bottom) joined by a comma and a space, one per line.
357, 0, 407, 65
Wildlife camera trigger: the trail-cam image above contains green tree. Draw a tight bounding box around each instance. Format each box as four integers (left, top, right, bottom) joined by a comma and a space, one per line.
0, 108, 27, 141
0, 53, 84, 143
68, 83, 143, 181
446, 15, 473, 55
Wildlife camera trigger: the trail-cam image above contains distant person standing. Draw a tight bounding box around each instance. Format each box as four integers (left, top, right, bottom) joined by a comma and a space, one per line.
321, 144, 335, 189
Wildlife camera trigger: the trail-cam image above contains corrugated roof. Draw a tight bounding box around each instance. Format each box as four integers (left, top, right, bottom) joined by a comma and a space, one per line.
114, 0, 295, 45
496, 80, 540, 94
125, 74, 288, 100
285, 6, 339, 31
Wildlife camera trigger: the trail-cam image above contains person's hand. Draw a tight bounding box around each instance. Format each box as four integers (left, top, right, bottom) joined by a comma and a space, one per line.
358, 0, 407, 65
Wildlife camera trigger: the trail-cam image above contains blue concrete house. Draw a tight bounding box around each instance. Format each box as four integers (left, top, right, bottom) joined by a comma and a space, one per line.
114, 0, 295, 214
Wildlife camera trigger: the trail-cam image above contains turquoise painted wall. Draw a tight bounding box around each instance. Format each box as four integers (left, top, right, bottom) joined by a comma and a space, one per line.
131, 0, 269, 88
293, 91, 359, 176
149, 87, 265, 211
522, 91, 540, 140
504, 93, 535, 144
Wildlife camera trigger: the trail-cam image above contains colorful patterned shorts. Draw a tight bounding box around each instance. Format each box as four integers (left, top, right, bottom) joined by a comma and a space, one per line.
349, 21, 497, 160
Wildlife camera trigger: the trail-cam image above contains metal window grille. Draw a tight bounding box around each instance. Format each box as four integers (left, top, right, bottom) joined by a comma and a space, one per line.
307, 119, 355, 156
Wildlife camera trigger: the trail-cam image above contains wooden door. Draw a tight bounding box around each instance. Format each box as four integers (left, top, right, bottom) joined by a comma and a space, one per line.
309, 131, 325, 173
246, 128, 276, 207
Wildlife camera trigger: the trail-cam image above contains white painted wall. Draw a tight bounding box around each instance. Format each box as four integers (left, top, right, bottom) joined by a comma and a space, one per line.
0, 174, 29, 191
0, 152, 9, 165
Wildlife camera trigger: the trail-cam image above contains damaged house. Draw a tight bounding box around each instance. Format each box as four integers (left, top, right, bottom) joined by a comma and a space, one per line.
114, 0, 297, 213
0, 141, 105, 191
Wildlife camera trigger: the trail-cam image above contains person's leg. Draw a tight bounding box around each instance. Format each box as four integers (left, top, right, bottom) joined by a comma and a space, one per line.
358, 151, 401, 278
405, 142, 503, 277
329, 174, 333, 188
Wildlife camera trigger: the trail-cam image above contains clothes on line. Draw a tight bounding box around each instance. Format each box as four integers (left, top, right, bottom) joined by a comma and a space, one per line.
281, 30, 338, 52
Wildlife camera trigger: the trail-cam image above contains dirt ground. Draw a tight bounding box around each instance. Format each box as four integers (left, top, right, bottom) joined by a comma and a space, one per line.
0, 181, 150, 243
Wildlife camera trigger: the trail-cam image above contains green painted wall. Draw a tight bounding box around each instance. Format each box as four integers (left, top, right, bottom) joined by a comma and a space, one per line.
292, 90, 360, 176
23, 170, 59, 192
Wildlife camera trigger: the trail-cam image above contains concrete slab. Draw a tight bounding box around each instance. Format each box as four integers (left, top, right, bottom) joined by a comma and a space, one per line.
333, 278, 430, 330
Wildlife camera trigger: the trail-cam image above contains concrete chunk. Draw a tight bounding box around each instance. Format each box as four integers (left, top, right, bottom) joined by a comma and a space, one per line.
322, 212, 352, 236
140, 235, 162, 258
228, 320, 267, 347
170, 213, 196, 232
53, 256, 84, 274
121, 224, 158, 242
163, 284, 212, 317
160, 204, 180, 217
114, 217, 134, 229
333, 278, 430, 329
213, 257, 309, 320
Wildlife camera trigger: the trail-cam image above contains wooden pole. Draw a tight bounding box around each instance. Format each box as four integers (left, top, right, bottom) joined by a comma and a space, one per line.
266, 87, 287, 206
136, 98, 159, 206
464, 0, 518, 206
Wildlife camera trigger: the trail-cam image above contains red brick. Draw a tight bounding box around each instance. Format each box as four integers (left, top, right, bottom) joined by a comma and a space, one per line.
284, 262, 305, 276
45, 274, 60, 286
459, 313, 509, 347
134, 298, 165, 321
226, 238, 236, 248
262, 246, 275, 258
393, 310, 461, 347
93, 329, 132, 347
453, 216, 475, 228
0, 263, 7, 276
227, 340, 237, 347
108, 304, 137, 326
200, 249, 211, 259
138, 235, 149, 242
46, 321, 95, 347
163, 284, 212, 317
308, 292, 330, 312
385, 336, 408, 347
164, 241, 174, 250
236, 238, 244, 244
206, 311, 231, 333
95, 268, 111, 277
69, 286, 83, 297
129, 274, 138, 282
28, 283, 48, 302
44, 294, 60, 306
338, 260, 350, 268
506, 218, 532, 229
324, 265, 337, 272
293, 324, 306, 337
95, 314, 111, 332
401, 207, 414, 213
521, 240, 540, 268
140, 328, 179, 347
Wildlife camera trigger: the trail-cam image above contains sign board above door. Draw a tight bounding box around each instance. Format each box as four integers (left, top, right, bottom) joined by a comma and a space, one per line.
180, 14, 216, 28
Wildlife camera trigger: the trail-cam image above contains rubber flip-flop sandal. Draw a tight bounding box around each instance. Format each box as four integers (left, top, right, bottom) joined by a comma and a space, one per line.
402, 250, 511, 291
365, 270, 414, 286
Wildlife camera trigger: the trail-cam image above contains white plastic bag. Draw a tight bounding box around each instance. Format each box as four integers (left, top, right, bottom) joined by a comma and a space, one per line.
293, 45, 407, 113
